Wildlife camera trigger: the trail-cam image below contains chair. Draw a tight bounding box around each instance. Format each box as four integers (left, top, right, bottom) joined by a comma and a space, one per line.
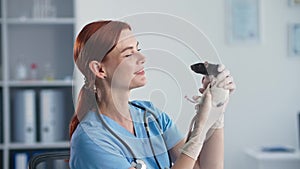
28, 150, 70, 169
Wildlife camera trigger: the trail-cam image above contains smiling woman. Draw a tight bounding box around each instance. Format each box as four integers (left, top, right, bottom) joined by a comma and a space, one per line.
69, 20, 235, 169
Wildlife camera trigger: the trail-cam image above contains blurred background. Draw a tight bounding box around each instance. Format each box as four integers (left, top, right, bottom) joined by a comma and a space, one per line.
0, 0, 300, 169
77, 0, 300, 169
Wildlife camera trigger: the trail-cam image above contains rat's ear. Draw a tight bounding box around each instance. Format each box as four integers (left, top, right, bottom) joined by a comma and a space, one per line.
89, 61, 106, 79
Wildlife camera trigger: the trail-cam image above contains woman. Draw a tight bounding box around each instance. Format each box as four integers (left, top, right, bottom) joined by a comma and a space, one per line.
69, 20, 235, 169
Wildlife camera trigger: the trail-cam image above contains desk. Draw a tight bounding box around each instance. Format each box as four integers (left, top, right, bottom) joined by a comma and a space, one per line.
244, 148, 300, 169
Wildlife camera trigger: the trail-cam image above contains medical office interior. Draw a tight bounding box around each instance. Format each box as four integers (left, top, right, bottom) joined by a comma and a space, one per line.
0, 0, 299, 169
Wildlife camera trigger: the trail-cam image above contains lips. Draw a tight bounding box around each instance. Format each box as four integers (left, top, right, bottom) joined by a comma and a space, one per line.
135, 68, 145, 75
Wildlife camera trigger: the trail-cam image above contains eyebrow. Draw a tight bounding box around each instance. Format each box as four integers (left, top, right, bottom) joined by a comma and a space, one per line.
120, 41, 139, 53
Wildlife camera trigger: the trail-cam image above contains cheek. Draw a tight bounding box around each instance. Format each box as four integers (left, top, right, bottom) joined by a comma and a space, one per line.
111, 60, 135, 82
118, 59, 135, 74
106, 59, 132, 76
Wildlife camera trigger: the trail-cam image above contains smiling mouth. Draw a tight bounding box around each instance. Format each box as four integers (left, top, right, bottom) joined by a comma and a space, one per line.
135, 69, 145, 75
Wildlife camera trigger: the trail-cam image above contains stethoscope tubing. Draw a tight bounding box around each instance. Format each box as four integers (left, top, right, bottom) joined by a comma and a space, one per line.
94, 94, 171, 169
133, 102, 172, 169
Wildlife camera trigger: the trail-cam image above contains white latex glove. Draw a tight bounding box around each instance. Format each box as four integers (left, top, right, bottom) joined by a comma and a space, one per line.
182, 63, 235, 157
184, 91, 225, 144
181, 87, 213, 160
205, 113, 224, 142
200, 63, 235, 140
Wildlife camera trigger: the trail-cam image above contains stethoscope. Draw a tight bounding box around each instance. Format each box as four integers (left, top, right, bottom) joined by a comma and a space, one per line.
95, 96, 172, 169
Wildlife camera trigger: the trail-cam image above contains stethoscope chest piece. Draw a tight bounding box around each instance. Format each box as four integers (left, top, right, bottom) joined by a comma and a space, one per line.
131, 159, 147, 169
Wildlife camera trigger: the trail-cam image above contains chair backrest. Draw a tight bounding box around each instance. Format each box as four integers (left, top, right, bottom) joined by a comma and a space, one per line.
28, 151, 70, 169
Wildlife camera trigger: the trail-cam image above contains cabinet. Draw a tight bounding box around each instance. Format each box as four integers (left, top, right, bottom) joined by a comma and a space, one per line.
0, 0, 75, 168
244, 148, 300, 169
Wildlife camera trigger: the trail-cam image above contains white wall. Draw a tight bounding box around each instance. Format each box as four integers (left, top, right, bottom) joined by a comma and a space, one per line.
75, 0, 300, 169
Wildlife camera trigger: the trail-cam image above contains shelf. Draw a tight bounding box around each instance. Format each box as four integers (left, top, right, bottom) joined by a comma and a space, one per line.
8, 80, 73, 87
8, 24, 74, 80
9, 142, 69, 150
6, 18, 75, 24
1, 1, 75, 168
7, 0, 74, 19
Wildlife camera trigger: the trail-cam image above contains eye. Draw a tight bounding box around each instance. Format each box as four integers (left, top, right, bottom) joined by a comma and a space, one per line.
137, 48, 142, 52
124, 52, 134, 57
125, 54, 133, 57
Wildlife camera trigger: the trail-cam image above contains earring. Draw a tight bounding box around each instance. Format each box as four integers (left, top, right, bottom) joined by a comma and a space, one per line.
93, 85, 97, 93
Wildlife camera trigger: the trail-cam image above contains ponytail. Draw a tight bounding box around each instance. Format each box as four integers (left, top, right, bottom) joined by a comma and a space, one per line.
69, 86, 97, 138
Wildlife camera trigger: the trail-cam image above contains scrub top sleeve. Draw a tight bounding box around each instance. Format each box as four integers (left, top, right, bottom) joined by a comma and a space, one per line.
149, 102, 184, 150
160, 112, 185, 150
70, 128, 132, 169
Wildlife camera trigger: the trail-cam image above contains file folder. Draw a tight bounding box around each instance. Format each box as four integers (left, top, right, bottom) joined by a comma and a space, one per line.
13, 89, 37, 143
14, 152, 28, 169
40, 89, 65, 142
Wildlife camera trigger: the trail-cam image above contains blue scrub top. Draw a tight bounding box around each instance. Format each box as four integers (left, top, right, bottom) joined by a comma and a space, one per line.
69, 100, 184, 169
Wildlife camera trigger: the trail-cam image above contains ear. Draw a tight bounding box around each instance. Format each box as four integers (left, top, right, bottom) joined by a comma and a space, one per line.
89, 61, 107, 79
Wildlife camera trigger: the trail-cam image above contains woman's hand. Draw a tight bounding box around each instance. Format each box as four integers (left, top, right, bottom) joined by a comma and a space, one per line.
181, 88, 212, 160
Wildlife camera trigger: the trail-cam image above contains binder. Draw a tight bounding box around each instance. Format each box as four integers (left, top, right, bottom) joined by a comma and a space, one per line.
14, 153, 28, 169
40, 89, 65, 142
13, 89, 37, 143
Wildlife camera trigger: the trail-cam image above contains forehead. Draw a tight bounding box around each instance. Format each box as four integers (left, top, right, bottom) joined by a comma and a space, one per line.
116, 29, 137, 49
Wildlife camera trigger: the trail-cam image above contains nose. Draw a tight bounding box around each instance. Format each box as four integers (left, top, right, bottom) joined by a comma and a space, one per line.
136, 52, 146, 65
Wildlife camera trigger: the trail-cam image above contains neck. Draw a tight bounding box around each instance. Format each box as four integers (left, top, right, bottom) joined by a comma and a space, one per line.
99, 87, 130, 119
97, 86, 135, 134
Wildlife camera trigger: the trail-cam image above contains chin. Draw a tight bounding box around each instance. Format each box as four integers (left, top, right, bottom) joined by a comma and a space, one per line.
129, 79, 147, 89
